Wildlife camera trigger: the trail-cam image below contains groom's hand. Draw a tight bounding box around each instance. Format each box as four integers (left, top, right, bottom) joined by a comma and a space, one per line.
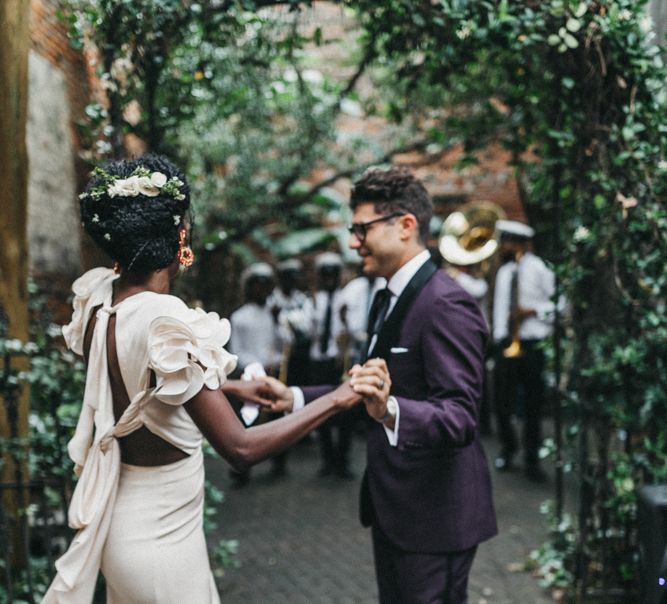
349, 358, 391, 420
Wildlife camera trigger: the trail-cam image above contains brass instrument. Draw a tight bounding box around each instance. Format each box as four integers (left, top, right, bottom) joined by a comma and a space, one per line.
503, 250, 524, 358
438, 201, 506, 269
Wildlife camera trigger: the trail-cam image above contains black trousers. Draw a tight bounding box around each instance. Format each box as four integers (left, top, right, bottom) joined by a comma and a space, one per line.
493, 339, 545, 466
372, 524, 477, 604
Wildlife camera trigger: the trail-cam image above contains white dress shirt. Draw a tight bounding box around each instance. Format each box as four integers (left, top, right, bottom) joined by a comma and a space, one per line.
492, 252, 557, 342
229, 302, 282, 371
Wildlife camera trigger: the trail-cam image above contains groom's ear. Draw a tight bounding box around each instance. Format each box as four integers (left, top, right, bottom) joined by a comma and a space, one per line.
397, 213, 418, 241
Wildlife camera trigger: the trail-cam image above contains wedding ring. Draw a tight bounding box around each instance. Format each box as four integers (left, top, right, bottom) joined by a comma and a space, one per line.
378, 379, 385, 390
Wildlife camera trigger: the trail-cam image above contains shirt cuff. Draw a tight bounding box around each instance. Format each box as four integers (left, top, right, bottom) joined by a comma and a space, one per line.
382, 396, 399, 447
288, 387, 305, 414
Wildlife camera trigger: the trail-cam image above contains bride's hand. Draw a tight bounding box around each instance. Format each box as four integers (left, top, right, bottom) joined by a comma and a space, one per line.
223, 378, 293, 411
255, 376, 295, 413
330, 380, 362, 411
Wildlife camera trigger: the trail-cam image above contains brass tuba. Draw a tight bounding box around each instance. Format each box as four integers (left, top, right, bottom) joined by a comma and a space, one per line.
439, 201, 506, 269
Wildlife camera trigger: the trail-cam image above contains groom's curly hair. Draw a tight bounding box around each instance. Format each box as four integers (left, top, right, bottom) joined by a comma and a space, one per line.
350, 166, 433, 244
80, 154, 192, 273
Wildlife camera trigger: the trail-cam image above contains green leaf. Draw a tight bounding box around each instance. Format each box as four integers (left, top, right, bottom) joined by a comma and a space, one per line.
274, 228, 337, 257
593, 194, 607, 210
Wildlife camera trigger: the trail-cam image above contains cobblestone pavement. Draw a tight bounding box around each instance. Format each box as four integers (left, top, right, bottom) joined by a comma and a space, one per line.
206, 433, 556, 603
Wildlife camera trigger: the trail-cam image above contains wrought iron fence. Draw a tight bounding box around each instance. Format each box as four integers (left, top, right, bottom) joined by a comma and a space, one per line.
1, 339, 72, 603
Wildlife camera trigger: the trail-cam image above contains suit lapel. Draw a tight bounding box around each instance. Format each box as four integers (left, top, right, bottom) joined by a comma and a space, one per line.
372, 260, 438, 361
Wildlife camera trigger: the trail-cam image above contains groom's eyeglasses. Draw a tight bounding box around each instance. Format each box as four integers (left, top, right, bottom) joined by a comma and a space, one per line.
348, 212, 406, 243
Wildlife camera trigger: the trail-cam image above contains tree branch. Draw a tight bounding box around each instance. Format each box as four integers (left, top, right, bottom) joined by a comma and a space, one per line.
275, 33, 376, 198
281, 137, 432, 211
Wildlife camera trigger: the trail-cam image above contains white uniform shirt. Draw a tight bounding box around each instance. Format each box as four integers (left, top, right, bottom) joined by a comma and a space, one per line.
339, 275, 387, 343
230, 302, 282, 371
493, 252, 556, 342
309, 289, 344, 362
267, 288, 313, 342
268, 288, 311, 316
449, 270, 489, 326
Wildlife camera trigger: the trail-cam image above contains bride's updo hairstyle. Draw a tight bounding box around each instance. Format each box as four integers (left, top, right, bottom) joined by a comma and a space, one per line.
79, 154, 191, 273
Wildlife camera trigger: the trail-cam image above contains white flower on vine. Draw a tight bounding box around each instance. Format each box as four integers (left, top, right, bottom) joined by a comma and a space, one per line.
110, 56, 134, 93
573, 226, 590, 242
640, 15, 653, 33
616, 192, 638, 209
173, 215, 181, 226
104, 233, 111, 241
456, 21, 474, 40
92, 214, 100, 223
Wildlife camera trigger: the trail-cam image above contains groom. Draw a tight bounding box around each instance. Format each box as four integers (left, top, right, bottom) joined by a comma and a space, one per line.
267, 167, 497, 603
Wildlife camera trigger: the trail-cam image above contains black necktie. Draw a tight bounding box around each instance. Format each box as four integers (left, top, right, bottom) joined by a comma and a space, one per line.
364, 279, 376, 331
508, 265, 519, 331
320, 291, 333, 354
362, 288, 391, 360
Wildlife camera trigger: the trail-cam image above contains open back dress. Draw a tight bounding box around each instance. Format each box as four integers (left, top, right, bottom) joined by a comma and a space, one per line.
43, 267, 237, 603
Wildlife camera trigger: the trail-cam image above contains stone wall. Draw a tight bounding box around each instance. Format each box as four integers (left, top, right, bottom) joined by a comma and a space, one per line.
649, 0, 667, 55
27, 51, 80, 276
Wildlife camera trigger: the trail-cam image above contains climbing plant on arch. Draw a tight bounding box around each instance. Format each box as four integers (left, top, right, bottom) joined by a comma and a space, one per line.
350, 0, 667, 598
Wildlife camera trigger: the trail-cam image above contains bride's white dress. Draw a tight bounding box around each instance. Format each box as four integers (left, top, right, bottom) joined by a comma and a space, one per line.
42, 268, 237, 603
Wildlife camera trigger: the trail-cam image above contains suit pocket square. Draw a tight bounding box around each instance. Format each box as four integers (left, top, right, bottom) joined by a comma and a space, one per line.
390, 347, 409, 353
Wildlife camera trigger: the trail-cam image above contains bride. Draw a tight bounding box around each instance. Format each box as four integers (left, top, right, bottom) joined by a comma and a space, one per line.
43, 154, 389, 603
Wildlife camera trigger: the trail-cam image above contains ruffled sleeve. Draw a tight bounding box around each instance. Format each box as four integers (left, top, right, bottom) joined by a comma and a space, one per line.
62, 268, 117, 355
148, 307, 238, 406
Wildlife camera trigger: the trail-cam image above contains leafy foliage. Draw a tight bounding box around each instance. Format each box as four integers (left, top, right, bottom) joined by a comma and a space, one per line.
57, 0, 421, 276
347, 0, 667, 597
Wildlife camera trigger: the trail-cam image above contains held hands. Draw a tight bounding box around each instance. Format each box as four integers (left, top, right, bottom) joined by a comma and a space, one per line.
224, 378, 294, 412
255, 376, 295, 413
234, 358, 392, 417
349, 358, 391, 422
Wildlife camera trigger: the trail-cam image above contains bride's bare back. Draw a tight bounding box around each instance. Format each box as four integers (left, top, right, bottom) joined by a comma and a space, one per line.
84, 306, 188, 466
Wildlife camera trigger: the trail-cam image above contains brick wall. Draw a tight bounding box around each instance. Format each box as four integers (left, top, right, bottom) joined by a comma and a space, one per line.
30, 0, 94, 161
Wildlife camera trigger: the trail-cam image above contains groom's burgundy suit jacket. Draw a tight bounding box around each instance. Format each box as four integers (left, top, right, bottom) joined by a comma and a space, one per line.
304, 264, 497, 553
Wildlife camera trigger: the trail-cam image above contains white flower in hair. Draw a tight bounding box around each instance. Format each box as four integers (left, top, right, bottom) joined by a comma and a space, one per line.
108, 175, 142, 198
151, 172, 167, 188
136, 176, 161, 197
82, 165, 186, 202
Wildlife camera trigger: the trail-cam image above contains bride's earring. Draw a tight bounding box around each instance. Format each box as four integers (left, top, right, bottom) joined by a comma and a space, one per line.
177, 229, 195, 267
